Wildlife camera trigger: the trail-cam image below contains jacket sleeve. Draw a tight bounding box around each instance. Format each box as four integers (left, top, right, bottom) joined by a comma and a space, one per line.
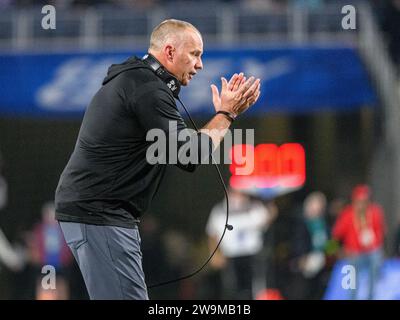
372, 204, 386, 245
332, 208, 349, 241
332, 209, 348, 242
132, 83, 213, 172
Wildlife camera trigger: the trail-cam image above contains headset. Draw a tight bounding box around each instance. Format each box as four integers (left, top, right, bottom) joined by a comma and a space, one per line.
142, 53, 233, 289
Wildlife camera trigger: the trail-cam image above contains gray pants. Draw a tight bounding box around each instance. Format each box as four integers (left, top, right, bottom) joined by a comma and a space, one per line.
59, 221, 148, 300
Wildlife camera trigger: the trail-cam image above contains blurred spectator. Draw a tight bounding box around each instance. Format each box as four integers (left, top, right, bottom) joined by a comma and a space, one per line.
332, 184, 386, 300
205, 188, 276, 299
27, 202, 73, 299
0, 158, 25, 273
0, 228, 25, 273
0, 158, 30, 298
290, 191, 330, 299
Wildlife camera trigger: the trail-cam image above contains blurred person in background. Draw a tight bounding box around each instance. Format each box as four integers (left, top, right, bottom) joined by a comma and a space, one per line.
28, 202, 73, 299
0, 229, 25, 273
0, 172, 25, 274
332, 184, 386, 300
290, 191, 330, 299
205, 188, 276, 299
0, 152, 29, 299
0, 153, 25, 275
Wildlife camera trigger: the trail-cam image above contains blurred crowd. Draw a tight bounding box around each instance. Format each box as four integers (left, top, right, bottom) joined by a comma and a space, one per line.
0, 0, 391, 9
0, 0, 398, 70
0, 151, 87, 299
0, 0, 359, 10
199, 183, 392, 300
2, 143, 400, 300
0, 0, 400, 300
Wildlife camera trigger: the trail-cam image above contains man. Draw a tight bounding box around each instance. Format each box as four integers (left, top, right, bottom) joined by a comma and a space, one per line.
291, 191, 329, 299
205, 188, 274, 299
332, 184, 386, 299
55, 19, 261, 300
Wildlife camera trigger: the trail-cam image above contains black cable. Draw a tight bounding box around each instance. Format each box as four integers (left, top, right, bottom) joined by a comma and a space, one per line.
148, 97, 233, 289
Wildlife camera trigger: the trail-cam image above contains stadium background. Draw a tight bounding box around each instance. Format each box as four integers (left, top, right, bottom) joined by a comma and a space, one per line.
0, 0, 399, 299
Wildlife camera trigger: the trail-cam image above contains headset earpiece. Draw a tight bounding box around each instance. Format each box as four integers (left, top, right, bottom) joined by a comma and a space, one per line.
142, 54, 181, 98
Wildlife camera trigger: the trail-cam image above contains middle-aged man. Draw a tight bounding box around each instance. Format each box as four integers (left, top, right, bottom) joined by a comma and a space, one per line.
55, 19, 261, 299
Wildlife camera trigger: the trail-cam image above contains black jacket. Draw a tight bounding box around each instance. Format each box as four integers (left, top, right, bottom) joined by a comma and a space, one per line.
55, 56, 212, 228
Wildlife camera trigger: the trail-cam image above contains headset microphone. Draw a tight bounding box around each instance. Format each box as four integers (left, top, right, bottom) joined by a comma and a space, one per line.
226, 224, 234, 231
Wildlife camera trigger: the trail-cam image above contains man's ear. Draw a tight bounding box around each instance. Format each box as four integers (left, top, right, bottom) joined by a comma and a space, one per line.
164, 44, 175, 63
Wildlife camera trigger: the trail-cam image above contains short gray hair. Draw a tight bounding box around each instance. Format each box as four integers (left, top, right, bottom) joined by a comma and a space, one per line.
149, 19, 201, 51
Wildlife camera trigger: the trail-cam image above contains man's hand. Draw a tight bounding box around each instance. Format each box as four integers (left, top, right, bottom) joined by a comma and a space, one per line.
202, 73, 261, 150
211, 73, 261, 117
211, 73, 243, 112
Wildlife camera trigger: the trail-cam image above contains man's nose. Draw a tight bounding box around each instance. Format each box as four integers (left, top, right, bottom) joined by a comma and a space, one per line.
196, 57, 203, 70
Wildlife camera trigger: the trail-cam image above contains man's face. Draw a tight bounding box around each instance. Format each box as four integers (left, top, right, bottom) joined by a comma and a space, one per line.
170, 29, 203, 86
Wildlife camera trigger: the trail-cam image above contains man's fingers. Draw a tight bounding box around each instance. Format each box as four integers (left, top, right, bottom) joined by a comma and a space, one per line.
248, 92, 259, 105
211, 84, 220, 105
241, 84, 260, 107
228, 73, 238, 91
221, 77, 228, 92
246, 86, 261, 105
237, 76, 255, 95
211, 83, 219, 95
254, 85, 261, 102
250, 83, 261, 101
254, 89, 261, 103
233, 72, 244, 91
242, 79, 260, 99
237, 76, 246, 92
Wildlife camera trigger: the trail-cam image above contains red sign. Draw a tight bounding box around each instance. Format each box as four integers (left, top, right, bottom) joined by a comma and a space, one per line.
229, 143, 306, 190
